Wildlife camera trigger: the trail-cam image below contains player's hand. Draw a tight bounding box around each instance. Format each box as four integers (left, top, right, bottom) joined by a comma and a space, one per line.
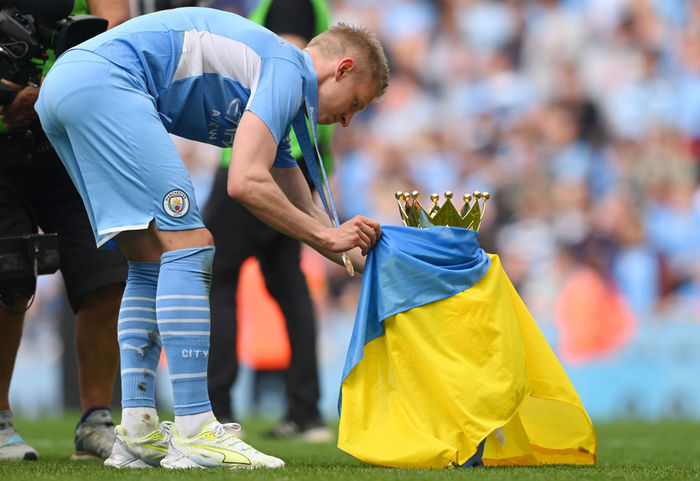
324, 216, 381, 255
0, 84, 39, 130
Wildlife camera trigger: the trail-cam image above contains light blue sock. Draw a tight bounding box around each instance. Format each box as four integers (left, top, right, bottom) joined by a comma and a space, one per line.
118, 261, 161, 409
157, 246, 215, 416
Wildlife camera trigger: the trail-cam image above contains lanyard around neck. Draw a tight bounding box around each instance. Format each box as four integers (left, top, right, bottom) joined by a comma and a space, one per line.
292, 60, 354, 276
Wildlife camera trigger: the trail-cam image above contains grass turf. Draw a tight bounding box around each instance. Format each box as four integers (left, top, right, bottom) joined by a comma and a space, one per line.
1, 414, 699, 480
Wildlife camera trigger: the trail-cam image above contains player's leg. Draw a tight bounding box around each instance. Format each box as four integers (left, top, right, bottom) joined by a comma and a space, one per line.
95, 104, 284, 469
100, 227, 169, 468
34, 147, 168, 467
154, 227, 215, 431
37, 48, 282, 470
137, 157, 284, 468
152, 225, 281, 470
36, 52, 172, 468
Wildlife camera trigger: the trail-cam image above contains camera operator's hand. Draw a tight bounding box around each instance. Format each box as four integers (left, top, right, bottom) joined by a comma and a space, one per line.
0, 80, 39, 130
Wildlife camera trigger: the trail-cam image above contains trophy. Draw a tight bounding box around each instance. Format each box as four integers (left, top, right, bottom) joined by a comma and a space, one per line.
338, 189, 597, 469
395, 190, 490, 231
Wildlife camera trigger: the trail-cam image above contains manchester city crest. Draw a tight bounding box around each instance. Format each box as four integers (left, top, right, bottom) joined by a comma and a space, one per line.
163, 189, 190, 217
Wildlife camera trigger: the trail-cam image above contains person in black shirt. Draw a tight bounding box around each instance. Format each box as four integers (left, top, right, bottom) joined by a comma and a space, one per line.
205, 0, 335, 441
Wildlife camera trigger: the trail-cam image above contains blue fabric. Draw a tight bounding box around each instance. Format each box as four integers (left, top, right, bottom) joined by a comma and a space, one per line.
339, 225, 491, 410
66, 8, 309, 155
37, 9, 318, 246
157, 246, 215, 416
119, 261, 161, 409
36, 51, 205, 247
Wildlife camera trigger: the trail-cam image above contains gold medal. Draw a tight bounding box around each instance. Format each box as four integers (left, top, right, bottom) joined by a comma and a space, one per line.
342, 252, 354, 277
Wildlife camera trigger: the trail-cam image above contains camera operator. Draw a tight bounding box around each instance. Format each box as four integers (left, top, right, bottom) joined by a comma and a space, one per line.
0, 0, 130, 461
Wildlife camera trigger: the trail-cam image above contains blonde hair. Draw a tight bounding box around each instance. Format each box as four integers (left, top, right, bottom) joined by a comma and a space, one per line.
307, 23, 389, 100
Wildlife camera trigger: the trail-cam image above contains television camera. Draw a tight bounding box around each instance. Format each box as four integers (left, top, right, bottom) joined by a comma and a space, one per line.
0, 1, 107, 310
0, 0, 108, 104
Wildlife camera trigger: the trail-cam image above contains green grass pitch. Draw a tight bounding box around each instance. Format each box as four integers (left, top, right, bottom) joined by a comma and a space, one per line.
1, 414, 699, 480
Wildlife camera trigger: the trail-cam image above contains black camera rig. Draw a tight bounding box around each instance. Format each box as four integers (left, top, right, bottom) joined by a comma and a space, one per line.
0, 2, 106, 310
0, 233, 59, 280
0, 233, 59, 312
0, 0, 108, 104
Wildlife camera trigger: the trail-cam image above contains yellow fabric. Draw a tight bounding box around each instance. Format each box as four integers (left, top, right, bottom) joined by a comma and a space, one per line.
338, 254, 596, 468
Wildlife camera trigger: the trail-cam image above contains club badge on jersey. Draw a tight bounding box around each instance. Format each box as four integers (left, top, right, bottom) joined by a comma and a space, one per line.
163, 189, 190, 217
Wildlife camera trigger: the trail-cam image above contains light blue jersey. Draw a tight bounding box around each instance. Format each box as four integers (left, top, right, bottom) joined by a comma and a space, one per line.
76, 7, 307, 165
36, 8, 316, 246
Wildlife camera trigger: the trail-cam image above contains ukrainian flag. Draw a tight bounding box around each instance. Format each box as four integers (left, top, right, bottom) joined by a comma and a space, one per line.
338, 226, 597, 468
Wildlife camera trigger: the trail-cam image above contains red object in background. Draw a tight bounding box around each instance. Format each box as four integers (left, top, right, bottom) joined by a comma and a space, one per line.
157, 258, 291, 371
555, 267, 637, 364
236, 248, 329, 370
237, 257, 291, 370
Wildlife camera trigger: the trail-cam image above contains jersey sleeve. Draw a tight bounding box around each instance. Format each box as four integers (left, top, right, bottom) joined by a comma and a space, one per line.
246, 57, 303, 148
273, 125, 297, 168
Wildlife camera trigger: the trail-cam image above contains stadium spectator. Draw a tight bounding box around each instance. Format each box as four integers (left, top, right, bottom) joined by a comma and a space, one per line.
328, 0, 700, 329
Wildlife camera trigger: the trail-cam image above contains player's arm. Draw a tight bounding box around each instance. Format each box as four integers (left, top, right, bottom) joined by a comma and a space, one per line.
87, 0, 131, 28
270, 164, 372, 273
227, 110, 380, 269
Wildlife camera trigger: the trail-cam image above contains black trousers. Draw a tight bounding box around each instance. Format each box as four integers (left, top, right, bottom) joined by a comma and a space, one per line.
0, 129, 127, 311
204, 165, 321, 423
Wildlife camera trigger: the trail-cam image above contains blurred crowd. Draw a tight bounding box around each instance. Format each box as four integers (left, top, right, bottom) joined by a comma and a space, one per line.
317, 0, 700, 327
10, 0, 700, 420
31, 0, 700, 349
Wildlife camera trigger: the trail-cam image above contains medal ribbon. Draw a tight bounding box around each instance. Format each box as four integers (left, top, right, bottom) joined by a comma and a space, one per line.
292, 53, 354, 276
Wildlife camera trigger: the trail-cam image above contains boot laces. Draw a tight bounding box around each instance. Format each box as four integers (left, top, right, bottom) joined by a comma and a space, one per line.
158, 421, 174, 443
212, 423, 257, 453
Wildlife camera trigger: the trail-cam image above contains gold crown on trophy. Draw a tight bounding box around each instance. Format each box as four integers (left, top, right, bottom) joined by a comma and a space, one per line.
396, 190, 490, 231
